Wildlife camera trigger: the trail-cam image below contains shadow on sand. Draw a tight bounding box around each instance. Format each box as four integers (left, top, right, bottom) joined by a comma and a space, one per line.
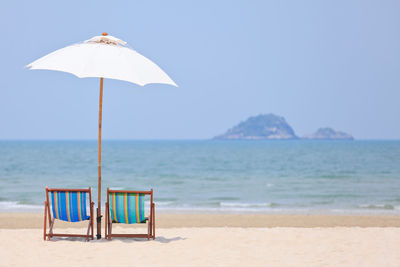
48, 236, 185, 243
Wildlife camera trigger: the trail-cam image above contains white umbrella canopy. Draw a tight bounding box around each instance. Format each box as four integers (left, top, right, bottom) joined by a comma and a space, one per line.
26, 33, 177, 239
27, 34, 177, 87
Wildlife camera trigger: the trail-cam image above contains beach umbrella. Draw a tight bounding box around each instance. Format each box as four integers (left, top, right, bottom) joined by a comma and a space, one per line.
26, 33, 177, 239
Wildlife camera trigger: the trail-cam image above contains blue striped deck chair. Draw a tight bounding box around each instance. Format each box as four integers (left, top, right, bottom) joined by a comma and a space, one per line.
105, 188, 155, 240
44, 187, 94, 241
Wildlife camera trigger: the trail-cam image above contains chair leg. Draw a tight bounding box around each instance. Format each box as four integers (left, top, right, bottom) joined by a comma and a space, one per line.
148, 205, 153, 240
86, 220, 91, 242
43, 201, 47, 241
91, 202, 94, 240
109, 204, 113, 240
152, 203, 155, 239
105, 203, 108, 240
109, 218, 112, 240
48, 218, 54, 241
148, 199, 152, 240
87, 203, 94, 242
47, 202, 51, 226
147, 218, 150, 240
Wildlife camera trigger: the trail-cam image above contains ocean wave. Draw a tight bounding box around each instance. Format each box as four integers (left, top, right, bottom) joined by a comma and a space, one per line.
1, 199, 398, 215
155, 201, 176, 207
220, 202, 279, 208
0, 201, 42, 211
156, 197, 178, 202
392, 197, 400, 203
311, 200, 334, 205
152, 201, 282, 213
210, 197, 240, 201
357, 204, 396, 210
108, 187, 124, 190
155, 206, 287, 214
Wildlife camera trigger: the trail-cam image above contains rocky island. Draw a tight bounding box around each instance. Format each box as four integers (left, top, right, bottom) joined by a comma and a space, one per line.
214, 114, 354, 140
213, 114, 298, 140
302, 127, 354, 140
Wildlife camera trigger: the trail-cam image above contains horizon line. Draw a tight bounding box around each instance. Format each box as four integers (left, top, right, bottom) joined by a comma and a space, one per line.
0, 138, 399, 142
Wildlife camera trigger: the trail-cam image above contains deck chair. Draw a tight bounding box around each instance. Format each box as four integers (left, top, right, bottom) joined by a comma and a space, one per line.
43, 187, 94, 241
105, 188, 155, 240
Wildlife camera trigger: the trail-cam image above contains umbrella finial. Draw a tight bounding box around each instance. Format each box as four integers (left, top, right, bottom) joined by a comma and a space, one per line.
102, 32, 108, 36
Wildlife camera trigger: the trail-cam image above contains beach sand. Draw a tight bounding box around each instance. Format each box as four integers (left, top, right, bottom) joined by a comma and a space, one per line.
1, 213, 399, 266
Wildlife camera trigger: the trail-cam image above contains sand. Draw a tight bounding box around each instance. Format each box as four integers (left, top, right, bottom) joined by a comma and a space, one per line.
1, 213, 400, 267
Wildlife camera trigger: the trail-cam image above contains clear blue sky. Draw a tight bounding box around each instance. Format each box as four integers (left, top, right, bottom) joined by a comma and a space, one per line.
0, 0, 399, 139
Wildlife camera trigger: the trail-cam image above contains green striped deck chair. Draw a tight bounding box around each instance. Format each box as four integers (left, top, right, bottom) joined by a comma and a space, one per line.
105, 188, 155, 240
44, 187, 94, 241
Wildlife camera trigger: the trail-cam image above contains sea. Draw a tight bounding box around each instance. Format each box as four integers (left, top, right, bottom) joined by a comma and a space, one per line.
0, 140, 399, 214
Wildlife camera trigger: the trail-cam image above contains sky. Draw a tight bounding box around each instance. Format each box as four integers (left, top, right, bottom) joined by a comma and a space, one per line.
0, 0, 399, 140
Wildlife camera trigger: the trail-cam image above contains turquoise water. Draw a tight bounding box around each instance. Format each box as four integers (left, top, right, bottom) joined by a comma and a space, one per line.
0, 140, 399, 214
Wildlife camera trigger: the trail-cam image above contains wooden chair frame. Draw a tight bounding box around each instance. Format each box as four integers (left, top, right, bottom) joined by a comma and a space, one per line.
105, 188, 155, 240
44, 187, 94, 241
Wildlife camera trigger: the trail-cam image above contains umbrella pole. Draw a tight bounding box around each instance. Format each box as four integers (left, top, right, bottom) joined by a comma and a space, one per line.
97, 77, 104, 239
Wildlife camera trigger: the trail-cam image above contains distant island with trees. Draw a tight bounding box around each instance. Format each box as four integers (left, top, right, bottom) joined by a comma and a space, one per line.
213, 114, 354, 140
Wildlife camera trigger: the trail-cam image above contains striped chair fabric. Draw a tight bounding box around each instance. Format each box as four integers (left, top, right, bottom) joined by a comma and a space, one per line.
51, 191, 89, 222
109, 192, 146, 224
